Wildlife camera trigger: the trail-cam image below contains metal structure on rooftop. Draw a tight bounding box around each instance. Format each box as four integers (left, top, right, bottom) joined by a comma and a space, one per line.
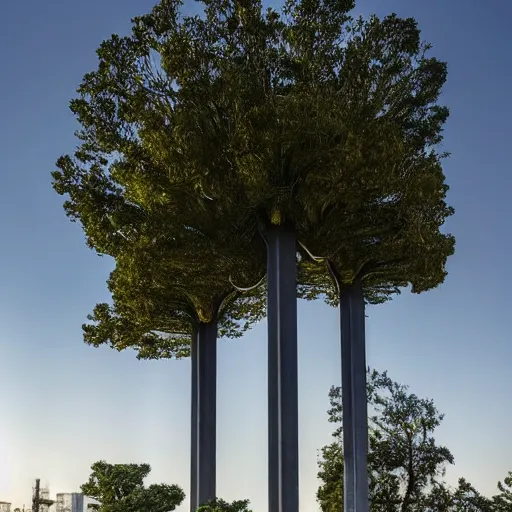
32, 480, 54, 512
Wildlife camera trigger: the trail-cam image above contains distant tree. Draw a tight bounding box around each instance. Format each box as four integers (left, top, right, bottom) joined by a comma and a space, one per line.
197, 499, 253, 512
317, 369, 456, 511
81, 460, 184, 512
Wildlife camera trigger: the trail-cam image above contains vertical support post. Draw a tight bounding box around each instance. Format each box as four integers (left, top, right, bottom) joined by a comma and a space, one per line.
33, 479, 40, 512
190, 321, 218, 512
267, 225, 299, 512
339, 280, 369, 512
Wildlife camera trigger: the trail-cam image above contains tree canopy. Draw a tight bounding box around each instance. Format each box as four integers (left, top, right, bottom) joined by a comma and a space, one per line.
317, 370, 493, 512
52, 0, 454, 357
81, 460, 185, 512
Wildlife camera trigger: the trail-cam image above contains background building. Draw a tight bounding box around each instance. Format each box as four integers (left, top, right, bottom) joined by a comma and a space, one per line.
31, 480, 53, 512
39, 489, 50, 512
55, 494, 84, 512
0, 502, 11, 512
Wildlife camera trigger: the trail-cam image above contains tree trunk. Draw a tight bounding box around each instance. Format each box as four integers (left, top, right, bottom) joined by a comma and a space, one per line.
338, 279, 370, 512
267, 225, 299, 512
190, 320, 218, 512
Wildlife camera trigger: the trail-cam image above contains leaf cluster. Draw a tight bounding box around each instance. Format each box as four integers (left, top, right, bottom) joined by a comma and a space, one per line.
494, 472, 512, 511
318, 369, 457, 511
82, 460, 185, 512
197, 498, 253, 512
52, 0, 454, 357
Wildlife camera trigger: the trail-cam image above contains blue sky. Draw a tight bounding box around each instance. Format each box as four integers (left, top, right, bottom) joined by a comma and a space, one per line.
1, 0, 511, 510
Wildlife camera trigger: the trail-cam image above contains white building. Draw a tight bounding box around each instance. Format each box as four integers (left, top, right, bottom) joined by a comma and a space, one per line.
39, 488, 51, 512
55, 494, 84, 512
0, 502, 11, 512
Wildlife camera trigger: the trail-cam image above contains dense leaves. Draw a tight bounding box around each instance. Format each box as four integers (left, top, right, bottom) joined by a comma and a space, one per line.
52, 0, 454, 357
81, 460, 185, 512
494, 472, 512, 511
424, 478, 493, 511
197, 498, 253, 512
316, 370, 492, 512
298, 12, 455, 299
317, 441, 344, 512
81, 219, 266, 358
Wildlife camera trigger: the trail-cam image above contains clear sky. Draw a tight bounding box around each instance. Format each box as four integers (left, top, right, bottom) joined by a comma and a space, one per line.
1, 0, 511, 510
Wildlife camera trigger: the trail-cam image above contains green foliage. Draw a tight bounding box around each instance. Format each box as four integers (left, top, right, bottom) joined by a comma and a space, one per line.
197, 498, 253, 512
52, 0, 454, 357
425, 478, 493, 511
317, 369, 459, 511
317, 442, 344, 512
289, 10, 454, 297
81, 301, 191, 359
494, 472, 512, 510
317, 370, 512, 512
81, 460, 185, 512
80, 224, 267, 358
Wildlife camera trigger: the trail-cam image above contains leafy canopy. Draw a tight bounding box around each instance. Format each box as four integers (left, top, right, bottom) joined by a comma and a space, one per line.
197, 498, 253, 512
52, 0, 454, 357
317, 369, 469, 511
317, 370, 512, 511
81, 460, 185, 512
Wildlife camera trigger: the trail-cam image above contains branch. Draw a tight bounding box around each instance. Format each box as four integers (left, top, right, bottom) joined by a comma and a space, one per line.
357, 258, 407, 281
229, 273, 266, 292
298, 240, 326, 262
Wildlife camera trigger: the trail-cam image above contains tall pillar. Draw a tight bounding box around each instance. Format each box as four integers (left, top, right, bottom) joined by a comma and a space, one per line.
267, 225, 299, 512
190, 321, 217, 512
339, 280, 369, 512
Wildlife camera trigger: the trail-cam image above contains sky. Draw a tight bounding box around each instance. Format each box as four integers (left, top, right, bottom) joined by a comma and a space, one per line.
0, 0, 511, 510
